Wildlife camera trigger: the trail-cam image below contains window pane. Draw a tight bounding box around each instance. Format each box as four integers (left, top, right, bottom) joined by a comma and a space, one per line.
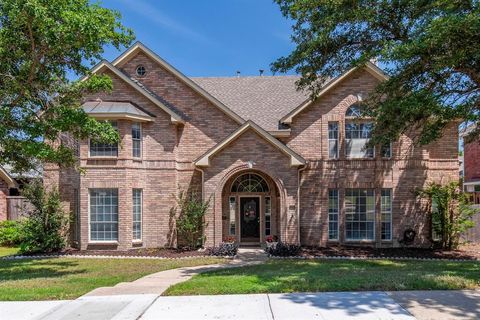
132, 123, 142, 158
229, 197, 236, 235
133, 189, 142, 240
345, 122, 374, 158
381, 189, 392, 240
381, 143, 392, 158
328, 189, 339, 240
265, 196, 271, 236
90, 189, 118, 241
90, 122, 118, 157
345, 189, 375, 240
328, 122, 339, 159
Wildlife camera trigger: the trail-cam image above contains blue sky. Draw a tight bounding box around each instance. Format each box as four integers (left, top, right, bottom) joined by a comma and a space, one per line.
100, 0, 295, 77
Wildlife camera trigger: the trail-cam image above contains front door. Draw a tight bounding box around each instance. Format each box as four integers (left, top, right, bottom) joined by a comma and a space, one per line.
240, 197, 260, 242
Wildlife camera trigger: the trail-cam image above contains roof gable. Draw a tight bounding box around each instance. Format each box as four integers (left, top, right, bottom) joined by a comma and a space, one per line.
195, 120, 306, 167
112, 42, 244, 125
86, 60, 184, 124
280, 62, 389, 124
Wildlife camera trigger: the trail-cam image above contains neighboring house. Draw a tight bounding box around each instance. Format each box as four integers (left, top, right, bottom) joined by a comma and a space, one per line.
0, 166, 19, 221
44, 42, 459, 250
463, 124, 480, 205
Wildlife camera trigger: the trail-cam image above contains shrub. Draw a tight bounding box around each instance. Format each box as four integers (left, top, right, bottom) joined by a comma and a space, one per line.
19, 180, 69, 254
0, 221, 24, 246
209, 242, 239, 256
171, 189, 210, 250
417, 181, 479, 250
265, 241, 301, 257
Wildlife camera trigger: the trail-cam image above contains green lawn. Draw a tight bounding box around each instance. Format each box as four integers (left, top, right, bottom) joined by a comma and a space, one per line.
0, 246, 19, 257
165, 259, 480, 295
0, 249, 224, 301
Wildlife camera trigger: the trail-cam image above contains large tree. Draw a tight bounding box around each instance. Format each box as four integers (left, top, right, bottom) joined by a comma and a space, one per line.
272, 0, 480, 145
0, 0, 134, 173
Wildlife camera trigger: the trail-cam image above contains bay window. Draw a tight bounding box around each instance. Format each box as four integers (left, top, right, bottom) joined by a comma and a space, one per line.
90, 121, 118, 157
90, 189, 118, 241
381, 189, 392, 240
132, 123, 142, 158
328, 189, 339, 240
345, 189, 375, 241
133, 189, 142, 241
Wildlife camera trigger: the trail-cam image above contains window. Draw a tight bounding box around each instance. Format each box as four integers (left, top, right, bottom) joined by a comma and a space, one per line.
265, 196, 271, 236
381, 142, 392, 158
345, 122, 374, 158
136, 65, 146, 77
73, 188, 80, 243
132, 123, 142, 158
328, 122, 339, 159
328, 189, 339, 240
89, 121, 118, 157
229, 197, 236, 235
133, 189, 142, 241
345, 104, 364, 117
345, 189, 375, 241
381, 189, 392, 240
231, 173, 269, 193
90, 189, 118, 241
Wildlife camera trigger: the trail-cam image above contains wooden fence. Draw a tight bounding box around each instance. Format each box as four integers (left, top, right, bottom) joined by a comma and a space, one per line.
6, 196, 30, 220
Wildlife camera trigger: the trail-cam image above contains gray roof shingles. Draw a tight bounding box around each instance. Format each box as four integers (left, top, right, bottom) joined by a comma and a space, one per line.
191, 76, 309, 131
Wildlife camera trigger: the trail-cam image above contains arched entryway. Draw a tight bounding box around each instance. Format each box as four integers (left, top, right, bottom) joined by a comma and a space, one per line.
222, 171, 280, 245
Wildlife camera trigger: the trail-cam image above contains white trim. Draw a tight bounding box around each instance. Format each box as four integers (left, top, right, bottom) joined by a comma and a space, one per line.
132, 188, 143, 241
464, 181, 480, 186
280, 62, 389, 124
327, 189, 340, 241
381, 188, 393, 241
195, 120, 306, 167
112, 42, 244, 125
84, 60, 184, 124
88, 188, 120, 243
132, 122, 142, 159
0, 167, 17, 188
85, 113, 153, 122
344, 189, 376, 242
238, 195, 262, 243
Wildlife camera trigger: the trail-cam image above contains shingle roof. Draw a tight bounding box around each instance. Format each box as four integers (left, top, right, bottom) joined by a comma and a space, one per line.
82, 100, 155, 121
191, 76, 310, 131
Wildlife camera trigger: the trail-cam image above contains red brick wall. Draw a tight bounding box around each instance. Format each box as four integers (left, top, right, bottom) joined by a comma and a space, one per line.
464, 139, 480, 183
0, 180, 8, 221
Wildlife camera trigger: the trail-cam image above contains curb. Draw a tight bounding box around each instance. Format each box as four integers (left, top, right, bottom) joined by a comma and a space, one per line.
269, 255, 478, 262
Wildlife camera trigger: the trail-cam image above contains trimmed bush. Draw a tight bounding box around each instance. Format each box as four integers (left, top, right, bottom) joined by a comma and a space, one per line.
209, 242, 239, 256
0, 220, 24, 246
265, 242, 301, 257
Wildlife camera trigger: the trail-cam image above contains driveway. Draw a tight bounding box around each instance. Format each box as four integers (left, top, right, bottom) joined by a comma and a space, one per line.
2, 290, 479, 320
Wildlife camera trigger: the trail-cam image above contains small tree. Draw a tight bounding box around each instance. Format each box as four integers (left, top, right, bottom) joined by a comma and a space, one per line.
171, 189, 209, 250
417, 181, 478, 250
20, 180, 69, 254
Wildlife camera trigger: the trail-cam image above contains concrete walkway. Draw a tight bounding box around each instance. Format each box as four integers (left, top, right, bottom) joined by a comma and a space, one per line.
85, 248, 267, 296
3, 290, 480, 320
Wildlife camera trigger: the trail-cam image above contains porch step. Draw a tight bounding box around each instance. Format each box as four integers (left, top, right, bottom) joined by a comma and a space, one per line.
234, 248, 268, 263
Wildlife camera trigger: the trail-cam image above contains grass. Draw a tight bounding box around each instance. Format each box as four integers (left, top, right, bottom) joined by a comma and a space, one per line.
0, 247, 224, 301
164, 259, 480, 295
0, 246, 19, 257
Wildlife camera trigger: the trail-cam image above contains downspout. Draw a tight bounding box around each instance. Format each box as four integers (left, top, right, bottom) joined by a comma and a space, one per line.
297, 163, 307, 245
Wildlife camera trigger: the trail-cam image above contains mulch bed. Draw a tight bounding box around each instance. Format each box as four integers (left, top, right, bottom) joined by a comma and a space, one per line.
300, 243, 480, 260
23, 248, 209, 258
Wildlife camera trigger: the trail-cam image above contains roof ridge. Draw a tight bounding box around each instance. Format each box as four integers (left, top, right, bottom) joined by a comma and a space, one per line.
190, 75, 301, 79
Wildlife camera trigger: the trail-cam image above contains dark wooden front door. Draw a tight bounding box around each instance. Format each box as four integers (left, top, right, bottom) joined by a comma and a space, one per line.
240, 197, 260, 241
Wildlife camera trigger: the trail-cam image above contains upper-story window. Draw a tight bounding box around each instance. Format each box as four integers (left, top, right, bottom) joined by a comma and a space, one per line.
132, 123, 142, 158
136, 65, 146, 77
89, 121, 118, 157
345, 105, 374, 158
328, 122, 339, 159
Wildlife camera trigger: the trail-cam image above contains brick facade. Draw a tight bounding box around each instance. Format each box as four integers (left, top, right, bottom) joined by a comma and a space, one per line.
45, 44, 459, 250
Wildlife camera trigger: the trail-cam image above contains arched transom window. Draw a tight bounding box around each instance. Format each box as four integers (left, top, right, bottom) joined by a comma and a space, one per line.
231, 173, 269, 193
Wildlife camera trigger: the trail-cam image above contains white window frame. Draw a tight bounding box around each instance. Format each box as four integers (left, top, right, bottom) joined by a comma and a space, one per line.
381, 142, 392, 159
132, 189, 143, 241
345, 189, 375, 241
229, 196, 236, 235
328, 189, 339, 241
381, 189, 392, 241
132, 122, 142, 159
345, 121, 375, 159
328, 122, 339, 159
88, 188, 119, 243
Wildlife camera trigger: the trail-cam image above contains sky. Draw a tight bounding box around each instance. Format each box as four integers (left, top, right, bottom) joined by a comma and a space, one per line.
100, 0, 295, 77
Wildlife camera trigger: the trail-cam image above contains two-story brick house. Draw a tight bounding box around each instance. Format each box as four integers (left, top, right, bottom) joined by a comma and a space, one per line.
44, 42, 459, 250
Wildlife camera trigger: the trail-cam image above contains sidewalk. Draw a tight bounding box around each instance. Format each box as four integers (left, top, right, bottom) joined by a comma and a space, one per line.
3, 290, 479, 320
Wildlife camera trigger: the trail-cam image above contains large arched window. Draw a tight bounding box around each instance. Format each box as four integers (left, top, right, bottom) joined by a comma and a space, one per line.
345, 104, 374, 158
231, 173, 269, 193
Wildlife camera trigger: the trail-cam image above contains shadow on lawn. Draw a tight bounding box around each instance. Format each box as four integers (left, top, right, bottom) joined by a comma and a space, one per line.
0, 258, 85, 281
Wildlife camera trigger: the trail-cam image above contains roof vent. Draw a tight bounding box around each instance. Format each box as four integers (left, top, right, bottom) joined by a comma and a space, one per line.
236, 70, 241, 77
259, 69, 264, 76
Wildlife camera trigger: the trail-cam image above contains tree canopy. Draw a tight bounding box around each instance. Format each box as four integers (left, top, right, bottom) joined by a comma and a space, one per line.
0, 0, 134, 173
272, 0, 480, 145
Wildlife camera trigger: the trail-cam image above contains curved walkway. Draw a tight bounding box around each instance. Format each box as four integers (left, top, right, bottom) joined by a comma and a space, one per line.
85, 248, 267, 296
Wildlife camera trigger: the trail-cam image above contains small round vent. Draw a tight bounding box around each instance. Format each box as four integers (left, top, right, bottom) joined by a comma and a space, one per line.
136, 65, 146, 77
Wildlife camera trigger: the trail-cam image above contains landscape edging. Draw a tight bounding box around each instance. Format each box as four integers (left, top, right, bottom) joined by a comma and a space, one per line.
268, 255, 478, 262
